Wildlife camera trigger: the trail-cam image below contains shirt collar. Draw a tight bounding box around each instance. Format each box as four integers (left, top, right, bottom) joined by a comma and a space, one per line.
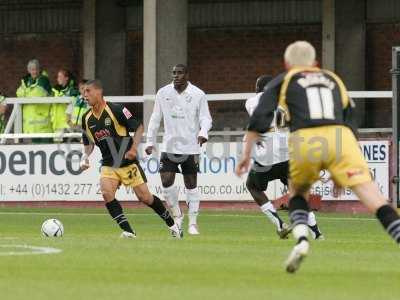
170, 81, 191, 95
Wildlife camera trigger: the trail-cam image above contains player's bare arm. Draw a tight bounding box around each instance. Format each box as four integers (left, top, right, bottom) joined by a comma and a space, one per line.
197, 95, 212, 147
125, 124, 144, 160
145, 94, 163, 156
236, 131, 259, 177
80, 144, 94, 171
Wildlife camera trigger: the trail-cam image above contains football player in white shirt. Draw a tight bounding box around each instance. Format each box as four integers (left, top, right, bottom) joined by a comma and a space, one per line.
245, 75, 323, 240
146, 64, 212, 235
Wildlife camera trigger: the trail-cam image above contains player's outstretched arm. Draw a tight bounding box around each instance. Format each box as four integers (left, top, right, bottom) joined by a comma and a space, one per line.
198, 95, 212, 146
80, 144, 94, 171
125, 124, 144, 160
145, 94, 163, 155
235, 131, 259, 177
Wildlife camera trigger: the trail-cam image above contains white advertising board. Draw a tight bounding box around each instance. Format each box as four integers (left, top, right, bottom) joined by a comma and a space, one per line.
0, 140, 389, 201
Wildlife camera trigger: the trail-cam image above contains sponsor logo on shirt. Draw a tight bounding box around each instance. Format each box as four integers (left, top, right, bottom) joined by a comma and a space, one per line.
104, 117, 112, 126
123, 107, 132, 119
171, 105, 185, 119
171, 115, 185, 119
95, 129, 111, 141
185, 95, 192, 103
346, 169, 364, 178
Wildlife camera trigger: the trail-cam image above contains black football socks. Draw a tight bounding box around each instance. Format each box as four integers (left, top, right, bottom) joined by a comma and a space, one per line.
148, 195, 175, 227
105, 199, 135, 234
376, 204, 400, 243
289, 195, 310, 243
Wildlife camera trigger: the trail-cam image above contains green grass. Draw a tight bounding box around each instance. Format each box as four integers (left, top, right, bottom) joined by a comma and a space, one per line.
0, 208, 399, 300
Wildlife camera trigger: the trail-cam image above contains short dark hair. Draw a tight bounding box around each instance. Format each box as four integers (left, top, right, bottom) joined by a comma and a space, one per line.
86, 79, 103, 90
256, 75, 273, 93
173, 64, 188, 74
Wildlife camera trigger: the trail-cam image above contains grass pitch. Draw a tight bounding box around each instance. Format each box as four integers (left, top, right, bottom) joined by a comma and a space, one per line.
0, 207, 399, 300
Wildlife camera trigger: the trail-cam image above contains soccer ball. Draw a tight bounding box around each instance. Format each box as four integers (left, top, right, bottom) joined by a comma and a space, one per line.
41, 219, 64, 237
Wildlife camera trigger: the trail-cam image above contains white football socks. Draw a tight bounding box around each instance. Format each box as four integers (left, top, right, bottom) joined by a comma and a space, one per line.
293, 224, 309, 241
163, 185, 182, 218
186, 188, 200, 226
308, 211, 317, 226
260, 202, 281, 230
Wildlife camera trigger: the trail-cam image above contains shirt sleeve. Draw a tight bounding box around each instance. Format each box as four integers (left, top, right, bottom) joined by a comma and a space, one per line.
247, 87, 279, 133
81, 114, 90, 145
245, 94, 261, 117
198, 95, 212, 139
343, 97, 358, 136
114, 105, 141, 132
146, 93, 163, 146
245, 99, 252, 116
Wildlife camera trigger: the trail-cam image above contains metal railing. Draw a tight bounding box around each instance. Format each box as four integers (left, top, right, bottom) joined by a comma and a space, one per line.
0, 91, 394, 142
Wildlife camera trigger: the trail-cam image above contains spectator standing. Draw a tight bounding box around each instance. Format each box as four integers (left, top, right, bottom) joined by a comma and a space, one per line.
16, 59, 52, 143
52, 69, 79, 136
66, 79, 89, 130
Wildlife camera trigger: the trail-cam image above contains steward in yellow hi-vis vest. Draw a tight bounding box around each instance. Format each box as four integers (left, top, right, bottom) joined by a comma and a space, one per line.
67, 95, 89, 127
16, 59, 52, 136
66, 79, 89, 128
51, 69, 79, 133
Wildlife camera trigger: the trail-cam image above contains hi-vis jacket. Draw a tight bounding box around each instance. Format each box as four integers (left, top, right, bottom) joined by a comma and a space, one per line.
16, 71, 52, 133
52, 79, 79, 131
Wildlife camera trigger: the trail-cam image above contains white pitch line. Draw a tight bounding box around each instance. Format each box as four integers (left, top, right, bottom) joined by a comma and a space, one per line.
0, 211, 377, 221
0, 244, 62, 256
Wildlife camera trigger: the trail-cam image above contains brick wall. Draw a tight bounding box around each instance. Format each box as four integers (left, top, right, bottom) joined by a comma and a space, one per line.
184, 24, 398, 129
84, 24, 400, 129
4, 24, 394, 129
366, 23, 400, 90
366, 23, 400, 127
188, 25, 322, 129
189, 25, 322, 93
125, 25, 322, 129
1, 27, 321, 128
0, 33, 82, 97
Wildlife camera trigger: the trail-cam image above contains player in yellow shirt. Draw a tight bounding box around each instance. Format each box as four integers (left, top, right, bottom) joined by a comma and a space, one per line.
236, 41, 400, 273
80, 79, 182, 238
